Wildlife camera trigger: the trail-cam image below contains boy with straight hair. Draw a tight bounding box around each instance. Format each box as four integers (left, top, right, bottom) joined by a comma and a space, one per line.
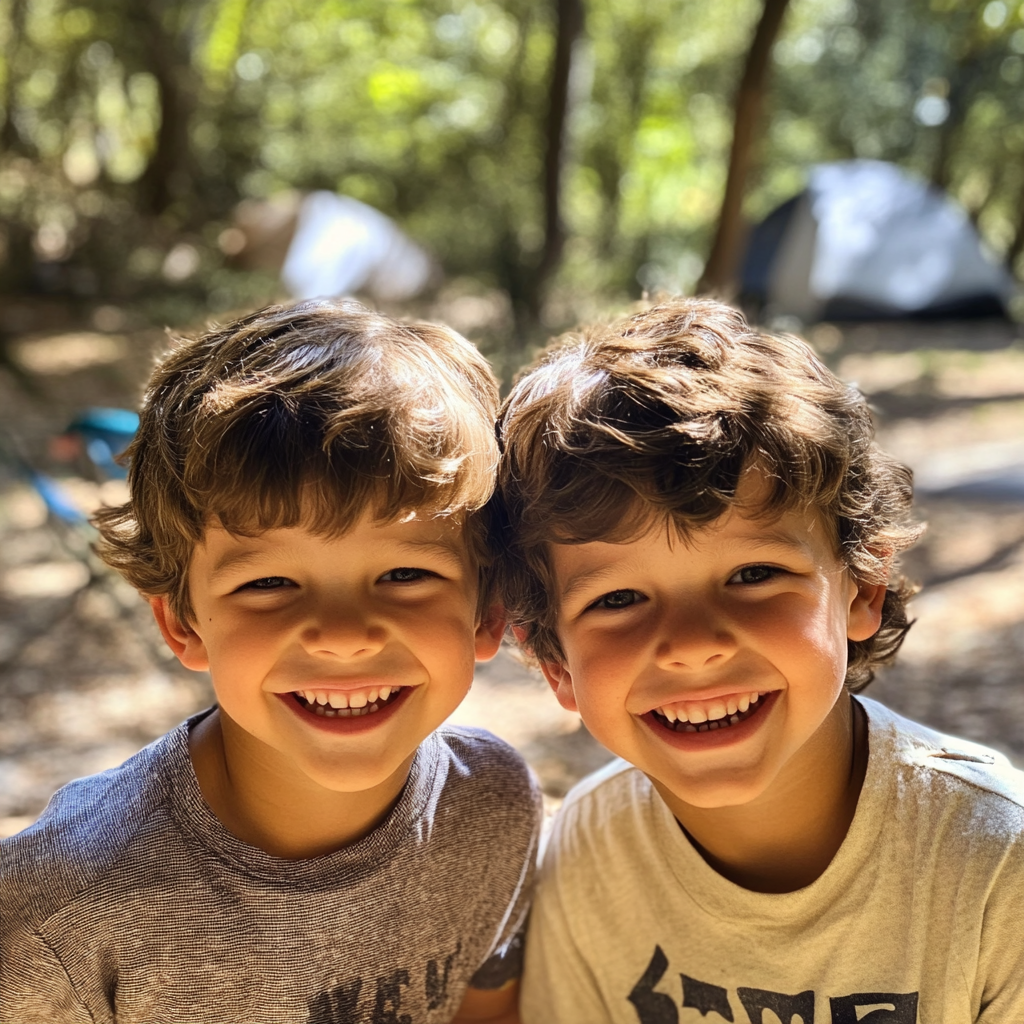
496, 298, 1024, 1023
2, 300, 540, 1024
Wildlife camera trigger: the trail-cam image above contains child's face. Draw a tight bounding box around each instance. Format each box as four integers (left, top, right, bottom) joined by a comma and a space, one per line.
539, 470, 885, 811
162, 509, 500, 794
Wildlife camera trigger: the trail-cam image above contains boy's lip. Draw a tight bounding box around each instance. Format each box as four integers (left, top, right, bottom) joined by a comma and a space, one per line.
275, 678, 418, 696
640, 689, 780, 751
275, 684, 414, 734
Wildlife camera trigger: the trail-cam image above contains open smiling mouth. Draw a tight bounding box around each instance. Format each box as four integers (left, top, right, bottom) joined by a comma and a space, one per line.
291, 687, 406, 719
650, 691, 772, 734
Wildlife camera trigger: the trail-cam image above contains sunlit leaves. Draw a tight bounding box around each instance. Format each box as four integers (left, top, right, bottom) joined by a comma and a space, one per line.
203, 0, 250, 80
1, 0, 1023, 315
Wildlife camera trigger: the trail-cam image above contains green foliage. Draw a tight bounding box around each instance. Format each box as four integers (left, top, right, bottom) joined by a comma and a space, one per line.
1, 0, 1022, 333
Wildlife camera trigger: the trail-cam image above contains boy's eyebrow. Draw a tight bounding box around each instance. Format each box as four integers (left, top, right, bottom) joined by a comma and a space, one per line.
206, 535, 468, 582
725, 524, 821, 557
208, 549, 266, 582
558, 526, 819, 602
393, 537, 468, 567
560, 564, 622, 603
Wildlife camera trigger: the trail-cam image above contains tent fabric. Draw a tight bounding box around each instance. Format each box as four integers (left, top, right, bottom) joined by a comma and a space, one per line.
741, 161, 1014, 321
281, 192, 433, 302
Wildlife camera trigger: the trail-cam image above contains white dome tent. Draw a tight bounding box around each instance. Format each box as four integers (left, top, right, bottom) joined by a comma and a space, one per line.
741, 161, 1015, 322
227, 191, 434, 303
281, 192, 433, 302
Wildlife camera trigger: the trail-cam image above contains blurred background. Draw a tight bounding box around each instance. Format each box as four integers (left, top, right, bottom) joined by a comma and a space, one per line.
2, 0, 1024, 835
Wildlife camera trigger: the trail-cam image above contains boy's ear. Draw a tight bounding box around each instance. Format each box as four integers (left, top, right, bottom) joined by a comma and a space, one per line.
474, 604, 506, 662
846, 579, 888, 642
539, 660, 578, 713
149, 597, 210, 672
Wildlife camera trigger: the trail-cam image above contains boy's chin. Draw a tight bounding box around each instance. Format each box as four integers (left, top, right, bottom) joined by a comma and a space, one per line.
647, 765, 784, 813
295, 748, 419, 796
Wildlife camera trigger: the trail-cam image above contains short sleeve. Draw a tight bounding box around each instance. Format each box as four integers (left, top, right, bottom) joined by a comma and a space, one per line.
974, 839, 1024, 1021
468, 784, 543, 990
0, 925, 97, 1024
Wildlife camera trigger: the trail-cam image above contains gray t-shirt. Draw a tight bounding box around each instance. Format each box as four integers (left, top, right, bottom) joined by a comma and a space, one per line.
1, 711, 541, 1024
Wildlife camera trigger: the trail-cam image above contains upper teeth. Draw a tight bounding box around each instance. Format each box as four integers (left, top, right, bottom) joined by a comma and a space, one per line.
654, 691, 762, 723
299, 686, 395, 709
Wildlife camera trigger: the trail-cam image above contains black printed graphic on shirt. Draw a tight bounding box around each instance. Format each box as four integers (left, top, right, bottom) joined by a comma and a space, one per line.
682, 974, 734, 1020
308, 946, 467, 1023
629, 945, 919, 1024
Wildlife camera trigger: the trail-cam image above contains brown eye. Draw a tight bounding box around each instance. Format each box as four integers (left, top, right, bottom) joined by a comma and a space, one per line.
730, 565, 779, 585
241, 576, 291, 590
594, 589, 640, 610
380, 567, 433, 583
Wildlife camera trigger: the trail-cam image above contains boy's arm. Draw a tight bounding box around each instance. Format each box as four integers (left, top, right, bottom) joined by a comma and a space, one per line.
452, 979, 520, 1023
975, 842, 1024, 1021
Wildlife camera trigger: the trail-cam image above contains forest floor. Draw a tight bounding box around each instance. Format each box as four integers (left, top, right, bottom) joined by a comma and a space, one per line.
2, 306, 1024, 837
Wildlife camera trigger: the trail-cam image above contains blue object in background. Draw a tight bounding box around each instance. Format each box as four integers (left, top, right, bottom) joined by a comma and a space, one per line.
30, 471, 88, 524
66, 408, 139, 479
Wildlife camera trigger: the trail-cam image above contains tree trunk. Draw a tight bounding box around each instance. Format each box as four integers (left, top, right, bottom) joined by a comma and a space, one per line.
528, 0, 584, 321
697, 0, 791, 297
1006, 165, 1024, 277
134, 4, 197, 217
1, 0, 29, 154
930, 54, 984, 194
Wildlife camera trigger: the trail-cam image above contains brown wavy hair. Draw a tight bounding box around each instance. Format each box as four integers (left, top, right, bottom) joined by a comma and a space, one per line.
94, 299, 499, 624
494, 298, 923, 691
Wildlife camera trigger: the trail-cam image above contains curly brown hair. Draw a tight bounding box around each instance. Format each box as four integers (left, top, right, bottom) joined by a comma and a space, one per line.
494, 298, 923, 691
94, 299, 499, 624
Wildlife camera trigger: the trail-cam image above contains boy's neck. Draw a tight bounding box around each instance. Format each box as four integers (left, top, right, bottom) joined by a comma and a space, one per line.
189, 710, 414, 859
653, 695, 868, 894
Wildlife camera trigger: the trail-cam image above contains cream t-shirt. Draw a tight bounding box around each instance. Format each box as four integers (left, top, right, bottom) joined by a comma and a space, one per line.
521, 698, 1024, 1024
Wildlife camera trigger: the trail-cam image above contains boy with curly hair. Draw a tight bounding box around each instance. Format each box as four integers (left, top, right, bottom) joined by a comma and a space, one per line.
1, 300, 540, 1024
496, 298, 1024, 1022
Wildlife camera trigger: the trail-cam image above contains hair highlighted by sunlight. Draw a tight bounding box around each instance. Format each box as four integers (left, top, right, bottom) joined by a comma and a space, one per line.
494, 298, 923, 691
95, 299, 499, 623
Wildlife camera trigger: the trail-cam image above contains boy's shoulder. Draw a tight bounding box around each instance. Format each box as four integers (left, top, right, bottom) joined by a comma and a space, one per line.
543, 757, 652, 862
861, 695, 1024, 823
431, 723, 543, 820
1, 717, 190, 927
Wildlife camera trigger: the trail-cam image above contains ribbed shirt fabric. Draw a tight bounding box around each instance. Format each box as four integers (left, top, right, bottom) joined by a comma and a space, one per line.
1, 711, 542, 1024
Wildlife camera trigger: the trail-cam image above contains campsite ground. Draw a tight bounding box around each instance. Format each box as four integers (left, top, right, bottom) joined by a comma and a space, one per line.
1, 310, 1024, 835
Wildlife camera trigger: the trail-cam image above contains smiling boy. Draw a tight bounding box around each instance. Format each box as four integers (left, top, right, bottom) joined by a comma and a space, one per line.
496, 299, 1024, 1022
1, 301, 540, 1024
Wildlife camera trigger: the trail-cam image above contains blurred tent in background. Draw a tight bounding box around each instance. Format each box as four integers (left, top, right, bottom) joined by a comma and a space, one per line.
2, 0, 1024, 345
741, 160, 1016, 323
229, 192, 434, 302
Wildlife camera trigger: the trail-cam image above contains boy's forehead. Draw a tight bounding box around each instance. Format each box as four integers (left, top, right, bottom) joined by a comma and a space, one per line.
193, 507, 471, 568
547, 498, 838, 596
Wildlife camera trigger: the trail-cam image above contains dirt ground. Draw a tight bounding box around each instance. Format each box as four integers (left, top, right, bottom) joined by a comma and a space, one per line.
2, 310, 1023, 837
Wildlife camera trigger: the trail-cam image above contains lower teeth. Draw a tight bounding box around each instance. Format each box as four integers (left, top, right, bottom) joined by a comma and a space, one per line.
313, 703, 379, 718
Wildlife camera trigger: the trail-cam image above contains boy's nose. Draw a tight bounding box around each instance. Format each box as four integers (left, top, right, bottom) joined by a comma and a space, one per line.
654, 605, 738, 670
299, 603, 387, 659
